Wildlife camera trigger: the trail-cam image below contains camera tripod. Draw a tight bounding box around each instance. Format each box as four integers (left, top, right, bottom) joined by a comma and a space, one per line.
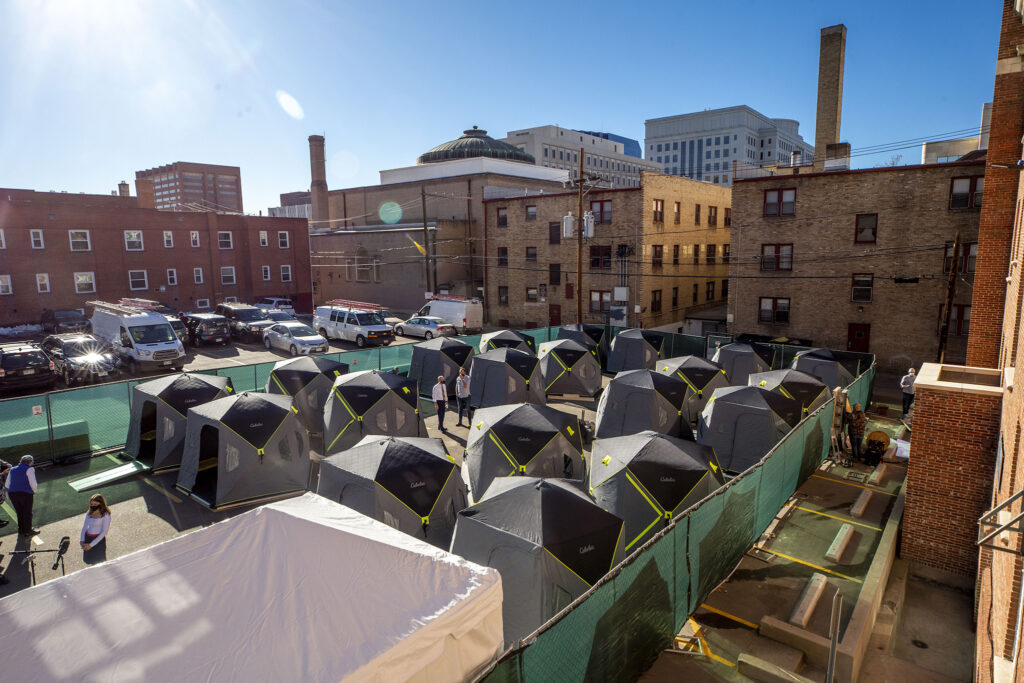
8, 536, 71, 585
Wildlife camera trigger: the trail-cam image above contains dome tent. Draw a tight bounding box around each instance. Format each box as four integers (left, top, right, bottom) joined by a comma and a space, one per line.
265, 355, 349, 434
593, 370, 694, 439
607, 329, 665, 372
469, 347, 546, 408
316, 435, 468, 548
656, 355, 731, 422
557, 323, 608, 365
126, 373, 234, 471
696, 386, 802, 474
790, 348, 858, 388
590, 431, 725, 552
464, 403, 584, 500
537, 338, 602, 396
749, 368, 830, 415
712, 342, 774, 385
323, 370, 426, 456
449, 477, 626, 646
176, 392, 310, 510
478, 329, 536, 354
408, 337, 474, 397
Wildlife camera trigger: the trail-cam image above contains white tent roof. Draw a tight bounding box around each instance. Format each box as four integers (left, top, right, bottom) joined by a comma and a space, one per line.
0, 494, 503, 682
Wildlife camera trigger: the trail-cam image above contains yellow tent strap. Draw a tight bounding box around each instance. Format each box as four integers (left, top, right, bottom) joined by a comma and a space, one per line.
676, 372, 699, 395
375, 480, 431, 523
520, 428, 583, 468
271, 374, 288, 394
424, 465, 457, 520
778, 386, 794, 400
488, 432, 520, 472
542, 546, 592, 588
216, 412, 290, 455
670, 470, 709, 515
544, 352, 571, 392
622, 470, 666, 550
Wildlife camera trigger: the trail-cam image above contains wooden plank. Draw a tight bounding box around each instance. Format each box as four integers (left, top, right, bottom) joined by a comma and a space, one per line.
68, 461, 151, 492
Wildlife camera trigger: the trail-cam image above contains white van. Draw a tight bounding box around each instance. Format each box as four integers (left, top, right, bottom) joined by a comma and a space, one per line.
313, 303, 395, 348
90, 301, 186, 374
257, 297, 295, 315
416, 297, 483, 334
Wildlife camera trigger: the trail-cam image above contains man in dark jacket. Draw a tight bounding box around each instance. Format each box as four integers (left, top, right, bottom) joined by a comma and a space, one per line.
847, 403, 867, 463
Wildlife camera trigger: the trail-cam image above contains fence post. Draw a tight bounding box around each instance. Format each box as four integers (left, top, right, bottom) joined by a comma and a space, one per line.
45, 393, 55, 463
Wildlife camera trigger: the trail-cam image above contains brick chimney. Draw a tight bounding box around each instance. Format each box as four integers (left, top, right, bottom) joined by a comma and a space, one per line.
309, 135, 329, 229
118, 181, 130, 197
135, 178, 155, 209
813, 25, 846, 172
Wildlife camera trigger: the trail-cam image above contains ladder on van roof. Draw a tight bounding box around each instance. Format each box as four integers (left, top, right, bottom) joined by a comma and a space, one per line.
88, 300, 153, 315
324, 299, 385, 310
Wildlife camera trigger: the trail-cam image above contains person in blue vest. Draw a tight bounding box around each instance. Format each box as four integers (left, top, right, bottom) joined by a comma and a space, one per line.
7, 455, 40, 537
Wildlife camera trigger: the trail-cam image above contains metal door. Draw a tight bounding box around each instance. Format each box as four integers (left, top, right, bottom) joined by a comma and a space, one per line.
847, 323, 870, 352
549, 304, 561, 327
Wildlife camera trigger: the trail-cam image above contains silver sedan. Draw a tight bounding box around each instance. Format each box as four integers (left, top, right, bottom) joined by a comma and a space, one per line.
263, 322, 329, 356
394, 316, 457, 339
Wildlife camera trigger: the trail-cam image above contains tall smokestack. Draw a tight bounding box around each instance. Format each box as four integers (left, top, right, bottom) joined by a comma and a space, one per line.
118, 181, 130, 197
309, 134, 329, 229
813, 24, 846, 172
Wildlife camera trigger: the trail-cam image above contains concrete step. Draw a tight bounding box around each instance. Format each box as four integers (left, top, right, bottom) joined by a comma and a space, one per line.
825, 523, 862, 565
850, 488, 874, 519
790, 573, 828, 629
738, 653, 817, 683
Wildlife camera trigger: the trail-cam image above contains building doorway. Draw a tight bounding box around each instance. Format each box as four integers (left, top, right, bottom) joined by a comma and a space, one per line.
549, 304, 561, 327
847, 323, 871, 353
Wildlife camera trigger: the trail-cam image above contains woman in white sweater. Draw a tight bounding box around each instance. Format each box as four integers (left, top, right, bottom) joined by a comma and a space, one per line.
80, 494, 111, 564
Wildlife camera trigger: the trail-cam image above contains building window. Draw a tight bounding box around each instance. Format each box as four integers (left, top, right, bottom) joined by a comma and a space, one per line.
525, 246, 537, 262
724, 208, 731, 227
672, 202, 681, 224
262, 265, 271, 281
949, 177, 983, 209
652, 199, 664, 223
526, 287, 539, 302
0, 229, 5, 249
281, 265, 292, 282
167, 269, 178, 286
722, 244, 731, 263
672, 287, 679, 308
278, 231, 290, 249
953, 305, 971, 336
590, 290, 611, 312
218, 231, 233, 249
36, 273, 49, 293
591, 200, 612, 224
74, 272, 95, 294
124, 230, 144, 251
694, 204, 701, 226
759, 297, 790, 324
706, 281, 715, 301
221, 266, 236, 285
194, 267, 204, 284
652, 245, 664, 268
590, 245, 612, 269
0, 275, 11, 295
692, 284, 699, 304
30, 229, 44, 249
706, 244, 717, 264
549, 222, 561, 244
497, 247, 508, 267
692, 244, 700, 265
761, 244, 793, 271
855, 214, 877, 243
190, 231, 200, 247
498, 286, 509, 305
549, 263, 561, 285
497, 208, 508, 227
944, 242, 978, 273
128, 270, 148, 291
722, 279, 729, 299
708, 206, 718, 227
852, 274, 873, 302
526, 205, 537, 221
259, 231, 269, 247
673, 245, 680, 265
651, 289, 662, 313
764, 189, 796, 216
162, 231, 174, 248
195, 298, 210, 309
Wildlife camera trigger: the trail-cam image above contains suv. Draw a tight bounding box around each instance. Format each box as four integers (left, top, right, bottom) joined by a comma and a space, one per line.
214, 303, 274, 343
0, 342, 57, 394
182, 313, 232, 346
313, 305, 394, 348
41, 309, 91, 333
41, 334, 121, 386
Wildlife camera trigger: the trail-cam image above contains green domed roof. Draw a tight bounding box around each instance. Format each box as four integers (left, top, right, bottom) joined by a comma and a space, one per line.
417, 126, 535, 165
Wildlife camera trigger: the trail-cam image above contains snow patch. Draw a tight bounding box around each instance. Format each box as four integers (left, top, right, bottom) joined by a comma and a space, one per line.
0, 324, 43, 336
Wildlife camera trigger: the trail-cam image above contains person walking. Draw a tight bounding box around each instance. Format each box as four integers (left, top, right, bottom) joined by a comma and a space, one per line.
7, 455, 39, 537
900, 368, 917, 417
455, 368, 471, 427
0, 458, 11, 530
432, 375, 449, 432
848, 403, 867, 463
80, 494, 112, 564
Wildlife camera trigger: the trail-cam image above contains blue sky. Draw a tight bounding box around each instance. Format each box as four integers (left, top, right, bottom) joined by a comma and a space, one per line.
0, 0, 1000, 213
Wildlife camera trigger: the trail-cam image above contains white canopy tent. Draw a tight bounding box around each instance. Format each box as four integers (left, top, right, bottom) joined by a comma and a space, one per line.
0, 494, 503, 683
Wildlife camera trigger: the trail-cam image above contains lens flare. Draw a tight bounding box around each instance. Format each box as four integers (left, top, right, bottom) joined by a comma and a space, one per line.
274, 90, 304, 120
378, 201, 403, 224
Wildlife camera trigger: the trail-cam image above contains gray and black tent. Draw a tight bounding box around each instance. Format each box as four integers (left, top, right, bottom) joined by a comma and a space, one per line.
323, 370, 426, 456
558, 323, 608, 365
176, 392, 310, 509
409, 337, 474, 397
449, 477, 626, 645
478, 330, 537, 354
790, 348, 858, 388
265, 355, 349, 434
607, 329, 664, 372
749, 368, 830, 415
469, 347, 546, 408
537, 339, 602, 396
712, 342, 774, 385
126, 373, 234, 471
656, 355, 731, 421
590, 431, 724, 552
697, 386, 802, 474
593, 370, 694, 439
316, 435, 468, 548
464, 403, 585, 499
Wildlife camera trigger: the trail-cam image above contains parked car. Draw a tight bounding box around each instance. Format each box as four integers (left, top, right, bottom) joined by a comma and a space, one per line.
0, 342, 57, 394
257, 297, 295, 315
41, 309, 91, 333
395, 316, 456, 339
262, 310, 297, 323
182, 313, 232, 346
214, 302, 274, 343
313, 305, 394, 348
415, 297, 483, 334
41, 334, 121, 386
166, 316, 188, 344
263, 322, 328, 356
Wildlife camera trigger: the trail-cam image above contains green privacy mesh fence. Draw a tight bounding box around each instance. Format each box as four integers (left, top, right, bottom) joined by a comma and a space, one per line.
480, 363, 873, 682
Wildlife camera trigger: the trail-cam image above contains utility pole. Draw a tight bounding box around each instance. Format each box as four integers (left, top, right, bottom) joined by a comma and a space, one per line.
421, 187, 432, 293
937, 232, 960, 363
576, 147, 584, 324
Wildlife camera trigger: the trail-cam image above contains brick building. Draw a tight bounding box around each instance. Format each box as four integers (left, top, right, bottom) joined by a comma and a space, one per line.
135, 162, 243, 212
727, 160, 983, 367
483, 172, 731, 329
0, 187, 312, 324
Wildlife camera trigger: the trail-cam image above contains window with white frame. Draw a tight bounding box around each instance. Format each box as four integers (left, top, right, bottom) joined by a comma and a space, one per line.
69, 230, 91, 251
190, 231, 200, 247
278, 231, 290, 249
0, 275, 11, 295
218, 231, 233, 249
74, 272, 96, 294
163, 230, 174, 248
193, 267, 204, 284
124, 230, 144, 251
0, 229, 5, 249
851, 274, 873, 302
261, 265, 271, 281
281, 264, 292, 282
223, 296, 238, 303
221, 266, 236, 285
128, 270, 148, 290
195, 298, 210, 309
30, 229, 44, 249
36, 273, 49, 293
259, 231, 269, 247
167, 269, 178, 286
